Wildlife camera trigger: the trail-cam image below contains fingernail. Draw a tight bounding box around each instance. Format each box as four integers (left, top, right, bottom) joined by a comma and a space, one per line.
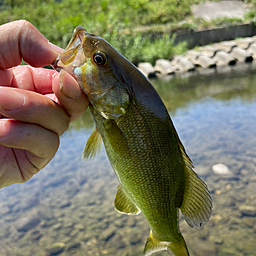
0, 119, 10, 138
48, 42, 63, 54
0, 88, 26, 110
59, 70, 81, 99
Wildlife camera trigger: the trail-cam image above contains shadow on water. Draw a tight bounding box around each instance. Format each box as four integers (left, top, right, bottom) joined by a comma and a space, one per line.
1, 62, 256, 255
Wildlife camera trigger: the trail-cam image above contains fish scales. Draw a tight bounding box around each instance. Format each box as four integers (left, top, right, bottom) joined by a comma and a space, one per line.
92, 100, 184, 238
54, 26, 212, 256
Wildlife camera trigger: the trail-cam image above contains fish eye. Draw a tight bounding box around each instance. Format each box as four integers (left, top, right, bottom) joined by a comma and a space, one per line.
93, 51, 108, 66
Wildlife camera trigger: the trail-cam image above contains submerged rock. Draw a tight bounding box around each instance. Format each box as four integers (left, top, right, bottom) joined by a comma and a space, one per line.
37, 206, 55, 220
100, 226, 116, 242
239, 205, 256, 217
191, 240, 218, 256
15, 214, 41, 232
212, 164, 231, 176
46, 242, 65, 256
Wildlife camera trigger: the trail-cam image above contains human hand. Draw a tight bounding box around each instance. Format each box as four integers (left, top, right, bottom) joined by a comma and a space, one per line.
0, 20, 89, 188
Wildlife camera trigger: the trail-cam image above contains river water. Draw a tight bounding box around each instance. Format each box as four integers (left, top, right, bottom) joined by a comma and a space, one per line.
1, 63, 256, 256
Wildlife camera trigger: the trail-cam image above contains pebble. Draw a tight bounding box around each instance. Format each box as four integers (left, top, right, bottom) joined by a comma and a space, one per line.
67, 241, 81, 251
100, 227, 116, 242
31, 230, 43, 242
59, 201, 71, 209
46, 242, 65, 256
242, 217, 255, 227
129, 233, 142, 245
53, 223, 63, 230
192, 240, 218, 256
214, 237, 224, 245
21, 196, 39, 210
47, 175, 70, 187
239, 205, 256, 217
212, 164, 231, 175
15, 214, 41, 232
37, 206, 55, 220
0, 206, 10, 217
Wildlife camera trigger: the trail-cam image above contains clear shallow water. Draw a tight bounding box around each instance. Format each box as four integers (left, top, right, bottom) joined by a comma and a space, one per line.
1, 63, 256, 255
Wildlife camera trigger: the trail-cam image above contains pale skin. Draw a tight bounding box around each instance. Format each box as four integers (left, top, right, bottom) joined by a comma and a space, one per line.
0, 20, 89, 188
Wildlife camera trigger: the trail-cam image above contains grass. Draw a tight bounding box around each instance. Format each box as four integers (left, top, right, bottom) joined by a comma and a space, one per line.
0, 0, 253, 64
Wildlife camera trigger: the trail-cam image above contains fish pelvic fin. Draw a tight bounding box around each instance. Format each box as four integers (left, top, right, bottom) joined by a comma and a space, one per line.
82, 127, 102, 160
114, 185, 141, 215
180, 165, 212, 229
144, 230, 189, 256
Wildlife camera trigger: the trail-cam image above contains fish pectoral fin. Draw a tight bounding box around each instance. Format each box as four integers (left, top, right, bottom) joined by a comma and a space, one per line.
144, 230, 189, 256
82, 127, 102, 160
103, 119, 129, 155
180, 166, 212, 229
114, 185, 141, 215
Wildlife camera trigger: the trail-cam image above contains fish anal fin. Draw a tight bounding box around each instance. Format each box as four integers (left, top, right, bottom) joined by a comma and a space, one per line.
144, 230, 189, 256
180, 166, 212, 229
114, 185, 141, 215
82, 127, 102, 160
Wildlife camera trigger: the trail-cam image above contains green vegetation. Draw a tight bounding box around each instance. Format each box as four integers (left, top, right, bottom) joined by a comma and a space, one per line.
193, 17, 244, 30
242, 0, 256, 23
0, 0, 252, 64
0, 0, 210, 64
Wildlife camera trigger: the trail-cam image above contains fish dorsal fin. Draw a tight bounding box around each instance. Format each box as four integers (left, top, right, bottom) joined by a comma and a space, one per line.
114, 185, 141, 215
82, 127, 102, 160
144, 230, 189, 256
180, 165, 212, 229
174, 129, 194, 169
174, 129, 212, 229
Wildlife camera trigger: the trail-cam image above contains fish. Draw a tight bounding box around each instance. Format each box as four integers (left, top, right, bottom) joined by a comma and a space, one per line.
53, 26, 212, 256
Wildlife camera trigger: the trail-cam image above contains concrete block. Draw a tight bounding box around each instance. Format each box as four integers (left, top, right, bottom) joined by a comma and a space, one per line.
137, 62, 156, 78
199, 46, 220, 58
214, 51, 237, 66
247, 43, 256, 58
215, 41, 237, 53
230, 47, 253, 62
194, 55, 216, 68
154, 59, 175, 75
236, 37, 254, 49
185, 50, 201, 62
173, 56, 195, 72
251, 35, 256, 43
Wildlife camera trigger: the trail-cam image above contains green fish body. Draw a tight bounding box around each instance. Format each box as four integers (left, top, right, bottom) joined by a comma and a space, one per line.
54, 26, 212, 256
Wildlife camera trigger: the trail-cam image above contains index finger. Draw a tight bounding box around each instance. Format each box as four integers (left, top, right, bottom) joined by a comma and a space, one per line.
0, 20, 60, 69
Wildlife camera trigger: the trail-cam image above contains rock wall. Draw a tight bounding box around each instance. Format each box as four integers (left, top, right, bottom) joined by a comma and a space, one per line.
174, 23, 256, 49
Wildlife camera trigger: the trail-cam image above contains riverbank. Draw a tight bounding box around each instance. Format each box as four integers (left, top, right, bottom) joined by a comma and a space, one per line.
138, 27, 256, 78
1, 0, 255, 65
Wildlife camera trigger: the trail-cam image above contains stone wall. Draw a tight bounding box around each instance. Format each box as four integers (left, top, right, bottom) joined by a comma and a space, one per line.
174, 23, 256, 49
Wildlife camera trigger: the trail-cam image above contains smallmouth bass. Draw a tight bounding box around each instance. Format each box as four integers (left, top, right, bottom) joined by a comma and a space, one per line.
54, 26, 212, 256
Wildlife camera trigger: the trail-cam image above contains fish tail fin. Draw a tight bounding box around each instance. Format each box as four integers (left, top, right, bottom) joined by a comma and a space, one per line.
144, 230, 189, 256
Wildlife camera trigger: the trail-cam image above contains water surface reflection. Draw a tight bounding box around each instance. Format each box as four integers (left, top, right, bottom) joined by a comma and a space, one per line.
1, 63, 256, 256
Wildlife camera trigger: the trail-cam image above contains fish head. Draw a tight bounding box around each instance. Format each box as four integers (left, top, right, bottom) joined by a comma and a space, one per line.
54, 26, 132, 118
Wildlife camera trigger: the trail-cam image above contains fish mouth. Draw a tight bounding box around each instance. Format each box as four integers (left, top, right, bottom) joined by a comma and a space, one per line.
52, 26, 89, 73
52, 58, 62, 72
